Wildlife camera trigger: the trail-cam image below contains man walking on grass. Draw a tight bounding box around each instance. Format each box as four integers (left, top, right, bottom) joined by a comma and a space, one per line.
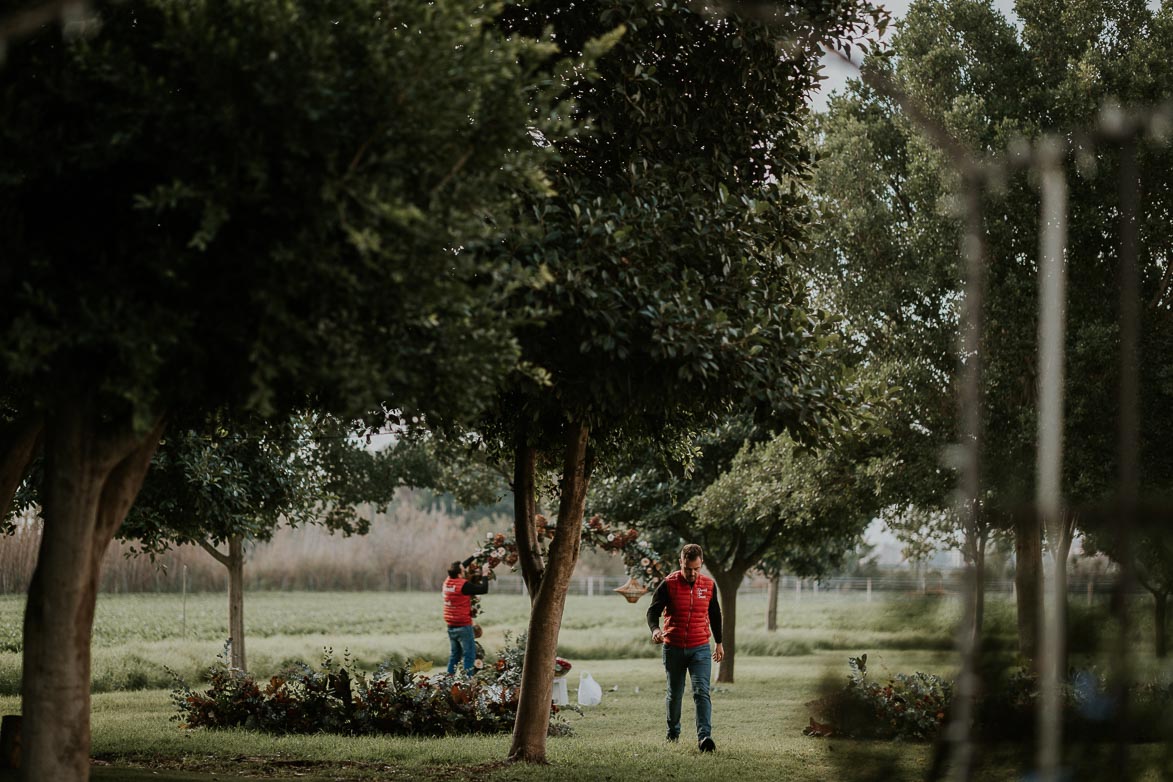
647, 543, 724, 752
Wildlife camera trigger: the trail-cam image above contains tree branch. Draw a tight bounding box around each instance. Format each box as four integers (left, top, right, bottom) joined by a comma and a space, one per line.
197, 538, 230, 567
429, 147, 474, 199
512, 437, 542, 598
744, 515, 788, 568
93, 416, 166, 545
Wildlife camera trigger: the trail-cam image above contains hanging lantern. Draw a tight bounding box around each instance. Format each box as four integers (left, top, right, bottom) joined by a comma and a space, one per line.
613, 576, 648, 604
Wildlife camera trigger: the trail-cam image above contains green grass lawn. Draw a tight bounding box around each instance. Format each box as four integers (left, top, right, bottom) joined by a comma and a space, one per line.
0, 590, 1166, 780
0, 589, 984, 694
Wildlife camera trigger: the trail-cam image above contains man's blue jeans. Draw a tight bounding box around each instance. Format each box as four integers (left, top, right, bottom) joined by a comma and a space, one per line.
663, 643, 712, 740
447, 624, 476, 674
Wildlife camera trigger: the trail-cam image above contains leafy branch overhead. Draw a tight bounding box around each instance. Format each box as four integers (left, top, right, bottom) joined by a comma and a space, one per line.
463, 513, 673, 618
1, 2, 594, 774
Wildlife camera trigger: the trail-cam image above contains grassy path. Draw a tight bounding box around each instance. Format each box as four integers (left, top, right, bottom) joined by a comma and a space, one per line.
2, 654, 1167, 780
0, 591, 1164, 779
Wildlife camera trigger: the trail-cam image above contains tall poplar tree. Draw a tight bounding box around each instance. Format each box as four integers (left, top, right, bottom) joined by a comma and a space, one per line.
807, 0, 1173, 660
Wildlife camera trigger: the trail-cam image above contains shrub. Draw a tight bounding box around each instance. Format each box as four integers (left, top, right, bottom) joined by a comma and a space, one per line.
807, 655, 1173, 744
170, 641, 568, 737
978, 666, 1173, 743
804, 654, 950, 741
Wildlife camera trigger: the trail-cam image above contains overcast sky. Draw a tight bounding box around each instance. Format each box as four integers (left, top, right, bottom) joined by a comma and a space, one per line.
810, 0, 1020, 111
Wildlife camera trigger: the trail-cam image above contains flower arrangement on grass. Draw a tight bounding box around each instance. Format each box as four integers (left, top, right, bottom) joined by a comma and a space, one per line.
803, 653, 950, 741
169, 640, 571, 738
554, 657, 572, 678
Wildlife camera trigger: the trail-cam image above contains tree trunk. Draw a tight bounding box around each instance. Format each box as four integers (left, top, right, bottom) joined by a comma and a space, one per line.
971, 532, 987, 651
1051, 528, 1072, 676
507, 421, 590, 764
1014, 511, 1042, 664
21, 407, 162, 782
228, 535, 246, 670
0, 414, 42, 520
713, 569, 744, 684
198, 536, 247, 670
512, 439, 540, 600
1155, 592, 1168, 659
766, 573, 779, 632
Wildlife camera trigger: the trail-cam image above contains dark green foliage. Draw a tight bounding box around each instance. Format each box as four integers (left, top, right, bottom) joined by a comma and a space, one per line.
809, 0, 1173, 512
977, 667, 1173, 743
170, 642, 554, 737
0, 0, 574, 427
805, 653, 951, 741
807, 654, 1173, 743
592, 417, 886, 582
1081, 509, 1173, 657
119, 413, 427, 553
491, 631, 529, 690
475, 0, 882, 462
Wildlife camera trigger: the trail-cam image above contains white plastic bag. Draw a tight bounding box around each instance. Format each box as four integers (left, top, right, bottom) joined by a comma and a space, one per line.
577, 671, 602, 706
551, 677, 569, 706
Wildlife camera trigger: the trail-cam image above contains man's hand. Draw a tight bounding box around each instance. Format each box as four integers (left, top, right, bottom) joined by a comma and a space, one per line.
481, 563, 491, 578
651, 628, 665, 644
712, 643, 724, 662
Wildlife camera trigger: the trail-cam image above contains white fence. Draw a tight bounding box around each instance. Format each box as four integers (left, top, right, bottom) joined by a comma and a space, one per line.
488, 573, 1134, 603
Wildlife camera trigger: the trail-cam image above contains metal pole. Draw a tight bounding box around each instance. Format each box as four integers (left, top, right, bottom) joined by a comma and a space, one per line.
182, 563, 188, 639
1034, 137, 1069, 782
944, 173, 988, 782
1112, 132, 1141, 774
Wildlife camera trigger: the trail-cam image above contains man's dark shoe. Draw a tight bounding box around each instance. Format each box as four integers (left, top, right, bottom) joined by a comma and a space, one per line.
666, 733, 679, 743
698, 736, 716, 753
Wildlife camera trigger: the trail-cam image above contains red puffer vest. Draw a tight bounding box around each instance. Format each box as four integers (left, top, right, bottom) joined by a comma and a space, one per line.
662, 570, 715, 648
442, 577, 472, 626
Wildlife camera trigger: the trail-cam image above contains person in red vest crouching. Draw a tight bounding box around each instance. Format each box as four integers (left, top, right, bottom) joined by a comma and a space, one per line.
647, 543, 724, 753
442, 557, 490, 675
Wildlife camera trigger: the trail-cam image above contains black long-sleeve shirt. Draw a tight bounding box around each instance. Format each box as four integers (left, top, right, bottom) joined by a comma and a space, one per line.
462, 579, 489, 596
646, 579, 723, 643
460, 556, 489, 595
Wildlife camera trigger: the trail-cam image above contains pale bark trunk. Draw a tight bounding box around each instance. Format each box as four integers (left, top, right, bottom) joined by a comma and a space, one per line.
21, 408, 162, 782
713, 570, 742, 683
507, 422, 590, 764
228, 535, 246, 670
766, 573, 779, 632
1015, 512, 1042, 665
198, 536, 246, 670
0, 414, 43, 519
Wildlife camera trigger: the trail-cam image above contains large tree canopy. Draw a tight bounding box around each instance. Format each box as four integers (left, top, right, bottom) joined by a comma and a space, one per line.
0, 2, 580, 778
1, 0, 573, 428
806, 0, 1173, 657
459, 0, 888, 762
